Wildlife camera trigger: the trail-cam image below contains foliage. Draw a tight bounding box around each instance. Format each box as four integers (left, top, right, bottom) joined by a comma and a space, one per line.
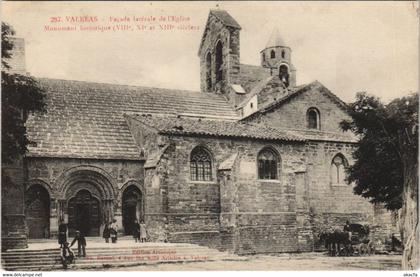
341, 92, 418, 210
1, 22, 46, 164
2, 22, 15, 69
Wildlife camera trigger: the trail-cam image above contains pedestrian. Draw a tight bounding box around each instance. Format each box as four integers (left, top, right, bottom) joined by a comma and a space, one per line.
103, 223, 110, 243
110, 219, 118, 243
139, 220, 147, 243
133, 219, 140, 243
58, 218, 67, 248
60, 241, 74, 269
70, 230, 87, 257
344, 220, 352, 241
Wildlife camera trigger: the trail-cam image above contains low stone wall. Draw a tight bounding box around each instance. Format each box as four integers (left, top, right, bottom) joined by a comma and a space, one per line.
168, 230, 221, 250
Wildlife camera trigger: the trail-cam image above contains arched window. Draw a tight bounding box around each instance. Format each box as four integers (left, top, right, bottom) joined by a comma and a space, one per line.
281, 50, 285, 59
262, 52, 266, 62
190, 147, 212, 181
270, 50, 276, 59
279, 64, 289, 87
307, 108, 320, 130
331, 154, 348, 184
206, 52, 212, 91
258, 148, 279, 180
215, 41, 223, 83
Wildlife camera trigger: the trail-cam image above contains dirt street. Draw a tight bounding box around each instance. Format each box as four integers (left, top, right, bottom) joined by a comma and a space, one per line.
98, 253, 402, 271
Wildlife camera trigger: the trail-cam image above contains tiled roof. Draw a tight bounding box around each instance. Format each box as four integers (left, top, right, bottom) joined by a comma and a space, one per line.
210, 10, 241, 29
287, 129, 358, 143
241, 81, 349, 121
237, 76, 305, 109
127, 114, 305, 142
198, 10, 241, 56
26, 78, 237, 160
237, 64, 271, 93
265, 27, 287, 48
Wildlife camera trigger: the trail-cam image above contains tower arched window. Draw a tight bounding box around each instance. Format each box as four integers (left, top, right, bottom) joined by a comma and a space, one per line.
307, 108, 320, 130
279, 64, 290, 87
258, 148, 280, 180
215, 41, 223, 83
206, 52, 212, 91
281, 50, 286, 59
190, 147, 213, 181
331, 154, 348, 185
270, 50, 276, 59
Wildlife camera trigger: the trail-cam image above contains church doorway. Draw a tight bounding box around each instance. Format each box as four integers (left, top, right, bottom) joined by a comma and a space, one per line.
122, 186, 142, 235
25, 184, 50, 239
68, 189, 100, 237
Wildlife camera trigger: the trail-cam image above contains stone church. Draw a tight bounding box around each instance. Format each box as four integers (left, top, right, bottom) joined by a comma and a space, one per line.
2, 9, 397, 253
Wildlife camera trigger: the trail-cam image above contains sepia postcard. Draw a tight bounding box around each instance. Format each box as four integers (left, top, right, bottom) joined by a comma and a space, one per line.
1, 1, 418, 274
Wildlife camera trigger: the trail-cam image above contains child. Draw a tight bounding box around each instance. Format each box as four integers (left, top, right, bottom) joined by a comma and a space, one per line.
110, 220, 118, 243
70, 230, 87, 257
139, 220, 147, 243
60, 241, 74, 269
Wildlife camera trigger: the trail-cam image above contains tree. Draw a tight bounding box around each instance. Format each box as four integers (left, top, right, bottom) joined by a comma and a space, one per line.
1, 22, 46, 164
341, 92, 418, 269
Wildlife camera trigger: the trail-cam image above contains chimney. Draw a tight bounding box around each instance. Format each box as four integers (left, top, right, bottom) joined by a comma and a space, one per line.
4, 37, 27, 75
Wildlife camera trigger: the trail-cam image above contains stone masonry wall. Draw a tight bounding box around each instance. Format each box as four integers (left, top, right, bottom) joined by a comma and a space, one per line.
199, 13, 240, 101
303, 141, 376, 249
145, 135, 306, 253
2, 158, 28, 250
250, 84, 356, 137
25, 157, 143, 237
4, 37, 26, 75
160, 137, 394, 254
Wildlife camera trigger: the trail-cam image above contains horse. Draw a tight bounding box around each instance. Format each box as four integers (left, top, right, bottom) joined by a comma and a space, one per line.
319, 229, 352, 256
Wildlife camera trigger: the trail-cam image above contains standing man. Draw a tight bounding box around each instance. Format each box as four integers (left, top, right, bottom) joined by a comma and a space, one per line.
103, 223, 110, 243
344, 220, 352, 241
70, 230, 87, 257
133, 219, 140, 243
58, 218, 68, 248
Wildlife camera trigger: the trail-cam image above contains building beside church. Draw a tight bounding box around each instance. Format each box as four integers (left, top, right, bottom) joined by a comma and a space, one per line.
2, 9, 397, 254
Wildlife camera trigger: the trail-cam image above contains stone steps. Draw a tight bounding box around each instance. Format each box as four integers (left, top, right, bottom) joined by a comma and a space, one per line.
2, 248, 222, 262
2, 243, 244, 271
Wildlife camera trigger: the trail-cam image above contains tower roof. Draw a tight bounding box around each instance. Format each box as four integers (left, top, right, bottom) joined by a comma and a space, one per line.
210, 9, 241, 29
265, 27, 286, 48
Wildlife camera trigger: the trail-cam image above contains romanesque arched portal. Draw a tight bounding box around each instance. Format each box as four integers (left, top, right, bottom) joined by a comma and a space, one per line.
25, 184, 51, 239
122, 185, 143, 235
68, 189, 100, 237
56, 166, 116, 237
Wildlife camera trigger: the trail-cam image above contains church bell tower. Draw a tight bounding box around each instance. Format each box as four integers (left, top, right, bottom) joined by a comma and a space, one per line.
198, 9, 241, 96
260, 28, 296, 88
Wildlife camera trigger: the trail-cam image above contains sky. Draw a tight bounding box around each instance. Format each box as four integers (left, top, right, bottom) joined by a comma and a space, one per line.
2, 1, 419, 103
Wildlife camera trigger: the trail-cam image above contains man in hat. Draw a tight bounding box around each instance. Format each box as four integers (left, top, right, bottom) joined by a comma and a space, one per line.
70, 230, 87, 257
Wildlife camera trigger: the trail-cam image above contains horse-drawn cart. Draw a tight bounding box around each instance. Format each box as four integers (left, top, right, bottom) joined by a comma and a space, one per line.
319, 223, 373, 256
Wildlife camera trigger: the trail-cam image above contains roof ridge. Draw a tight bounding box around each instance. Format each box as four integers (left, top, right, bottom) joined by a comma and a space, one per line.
129, 113, 305, 142
240, 82, 316, 121
36, 77, 203, 95
209, 9, 241, 29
